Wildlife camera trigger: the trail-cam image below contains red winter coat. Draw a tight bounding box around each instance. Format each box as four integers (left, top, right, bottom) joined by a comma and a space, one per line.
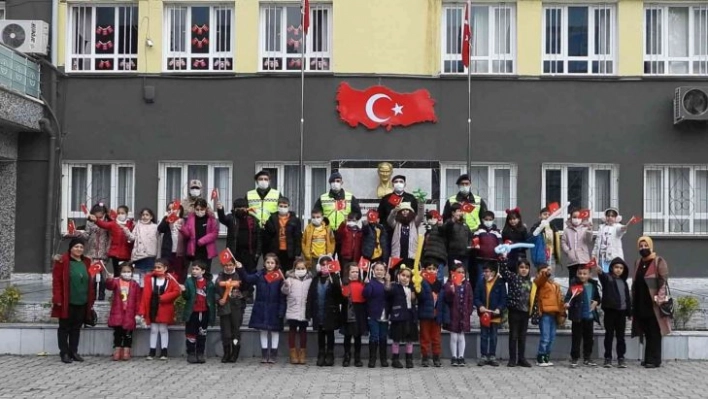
96, 219, 135, 260
51, 253, 96, 319
106, 277, 141, 330
138, 273, 181, 325
336, 224, 363, 261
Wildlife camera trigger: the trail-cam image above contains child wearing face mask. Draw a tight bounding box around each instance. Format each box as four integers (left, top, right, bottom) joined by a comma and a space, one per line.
472, 211, 503, 285
443, 261, 474, 366
336, 214, 363, 279
79, 203, 111, 301
561, 208, 594, 279
363, 262, 390, 368
306, 255, 343, 367
530, 207, 561, 271
181, 198, 219, 278
385, 267, 418, 369
126, 208, 160, 285
361, 210, 389, 266
301, 208, 334, 269
387, 202, 425, 272
215, 257, 245, 363
593, 208, 630, 273
281, 258, 313, 365
105, 263, 141, 361
138, 259, 181, 360
265, 197, 303, 273
422, 211, 447, 282
499, 258, 534, 367
445, 203, 473, 281
237, 253, 286, 363
417, 261, 443, 367
94, 205, 135, 276
474, 262, 507, 367
181, 262, 216, 364
501, 208, 529, 272
340, 264, 367, 367
158, 204, 186, 283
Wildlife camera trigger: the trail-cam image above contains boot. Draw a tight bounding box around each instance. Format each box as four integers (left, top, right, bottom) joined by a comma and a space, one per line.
147, 348, 156, 360
324, 350, 334, 366
222, 344, 232, 363
230, 344, 241, 363
297, 348, 307, 365
289, 348, 299, 365
197, 352, 206, 364
261, 348, 269, 364
342, 352, 351, 367
391, 354, 403, 369
368, 343, 377, 368
112, 348, 122, 361
421, 355, 430, 367
267, 348, 277, 364
60, 353, 73, 364
432, 355, 442, 367
187, 346, 198, 364
122, 348, 131, 361
405, 353, 414, 369
354, 351, 363, 367
316, 350, 325, 367
159, 347, 168, 361
379, 344, 389, 367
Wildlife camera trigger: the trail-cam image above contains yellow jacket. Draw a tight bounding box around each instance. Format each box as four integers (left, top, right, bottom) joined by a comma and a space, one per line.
301, 223, 335, 265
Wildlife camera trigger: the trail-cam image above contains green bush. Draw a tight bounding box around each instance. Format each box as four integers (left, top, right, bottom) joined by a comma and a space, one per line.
173, 295, 186, 324
0, 286, 22, 322
674, 296, 700, 330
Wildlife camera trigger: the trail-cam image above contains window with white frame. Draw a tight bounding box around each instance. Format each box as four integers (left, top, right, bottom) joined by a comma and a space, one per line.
440, 163, 517, 226
260, 3, 332, 71
441, 3, 515, 74
158, 162, 232, 234
164, 4, 234, 72
543, 4, 615, 74
67, 4, 138, 72
542, 164, 618, 230
0, 2, 6, 20
645, 4, 708, 75
644, 165, 708, 235
255, 162, 330, 219
60, 162, 135, 232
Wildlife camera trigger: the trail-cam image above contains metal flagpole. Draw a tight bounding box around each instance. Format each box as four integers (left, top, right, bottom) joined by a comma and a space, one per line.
466, 0, 472, 175
298, 0, 307, 220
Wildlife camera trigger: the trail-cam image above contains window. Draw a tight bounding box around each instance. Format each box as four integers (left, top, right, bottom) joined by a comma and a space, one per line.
60, 162, 135, 232
542, 164, 618, 230
441, 3, 515, 74
67, 4, 138, 72
542, 4, 615, 74
440, 163, 517, 226
164, 4, 234, 71
0, 2, 6, 20
644, 165, 708, 235
158, 162, 232, 234
255, 162, 330, 219
260, 3, 332, 71
645, 5, 708, 75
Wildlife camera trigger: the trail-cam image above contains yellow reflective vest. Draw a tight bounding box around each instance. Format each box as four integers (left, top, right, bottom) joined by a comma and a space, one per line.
448, 194, 482, 230
247, 189, 280, 226
320, 191, 352, 228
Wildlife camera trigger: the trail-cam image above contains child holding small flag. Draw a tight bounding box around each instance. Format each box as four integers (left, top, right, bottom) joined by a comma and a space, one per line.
282, 257, 313, 365
301, 208, 333, 269
182, 261, 216, 364
417, 261, 443, 367
533, 263, 565, 367
363, 262, 390, 368
443, 261, 474, 366
105, 263, 141, 361
307, 255, 343, 367
158, 202, 186, 283
385, 266, 418, 369
138, 259, 181, 360
565, 265, 600, 367
362, 209, 389, 265
593, 208, 640, 273
180, 198, 219, 277
561, 208, 594, 280
340, 264, 367, 367
336, 214, 364, 280
215, 249, 245, 363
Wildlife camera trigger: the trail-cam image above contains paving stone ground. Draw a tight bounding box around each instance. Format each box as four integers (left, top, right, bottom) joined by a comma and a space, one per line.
0, 356, 706, 398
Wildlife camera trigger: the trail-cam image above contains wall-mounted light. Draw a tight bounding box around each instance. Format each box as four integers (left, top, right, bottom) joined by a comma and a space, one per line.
146, 38, 154, 47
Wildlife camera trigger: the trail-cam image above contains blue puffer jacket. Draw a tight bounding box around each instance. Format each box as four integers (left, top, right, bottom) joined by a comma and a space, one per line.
417, 279, 443, 323
238, 268, 286, 331
474, 276, 508, 316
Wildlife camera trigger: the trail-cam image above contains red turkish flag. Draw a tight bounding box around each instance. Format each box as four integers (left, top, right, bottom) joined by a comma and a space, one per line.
219, 248, 234, 265
451, 271, 464, 286
265, 270, 282, 283
81, 204, 89, 215
336, 83, 437, 131
109, 209, 118, 220
302, 0, 310, 33
329, 260, 341, 274
388, 257, 403, 270
462, 2, 471, 68
547, 202, 560, 214
358, 257, 370, 272
336, 200, 346, 211
388, 195, 402, 207
461, 202, 475, 213
89, 261, 104, 277
211, 188, 219, 201
67, 219, 76, 235
578, 209, 591, 220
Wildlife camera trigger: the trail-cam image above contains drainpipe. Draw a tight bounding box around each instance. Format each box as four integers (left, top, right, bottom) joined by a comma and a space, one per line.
38, 116, 57, 274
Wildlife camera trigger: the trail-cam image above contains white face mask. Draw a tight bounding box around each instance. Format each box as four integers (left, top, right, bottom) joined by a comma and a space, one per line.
346, 221, 357, 227
189, 189, 201, 197
257, 180, 269, 190
483, 220, 494, 228
294, 269, 307, 278
330, 182, 342, 191
195, 210, 206, 217
393, 182, 405, 193
571, 218, 581, 226
311, 217, 322, 226
459, 185, 470, 194
278, 207, 289, 215
117, 214, 127, 223
120, 272, 133, 280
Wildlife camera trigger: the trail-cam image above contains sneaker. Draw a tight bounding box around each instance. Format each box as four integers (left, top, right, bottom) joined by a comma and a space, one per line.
477, 356, 487, 367
459, 358, 466, 367
487, 356, 500, 367
544, 355, 554, 367
421, 356, 430, 367
584, 359, 597, 367
570, 359, 579, 368
536, 355, 547, 367
618, 358, 627, 368
603, 359, 613, 368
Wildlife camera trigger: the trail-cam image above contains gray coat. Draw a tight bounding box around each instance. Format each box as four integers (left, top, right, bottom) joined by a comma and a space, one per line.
561, 221, 594, 267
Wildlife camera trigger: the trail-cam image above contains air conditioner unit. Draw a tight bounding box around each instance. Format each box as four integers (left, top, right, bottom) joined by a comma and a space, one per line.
0, 20, 49, 55
674, 86, 708, 124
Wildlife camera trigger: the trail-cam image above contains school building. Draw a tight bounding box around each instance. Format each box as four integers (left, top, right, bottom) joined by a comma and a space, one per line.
3, 0, 708, 277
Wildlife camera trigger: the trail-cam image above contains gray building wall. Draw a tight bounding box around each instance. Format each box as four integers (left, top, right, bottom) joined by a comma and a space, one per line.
15, 76, 708, 275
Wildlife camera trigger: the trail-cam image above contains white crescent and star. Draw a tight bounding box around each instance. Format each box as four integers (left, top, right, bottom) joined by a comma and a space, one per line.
365, 94, 404, 123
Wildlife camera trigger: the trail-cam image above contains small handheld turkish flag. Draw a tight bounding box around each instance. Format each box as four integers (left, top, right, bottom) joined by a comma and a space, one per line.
358, 257, 370, 272
628, 216, 643, 225
109, 209, 118, 220
451, 271, 464, 286
480, 312, 492, 328
367, 209, 379, 223
547, 202, 560, 214
335, 200, 346, 211
81, 204, 89, 215
462, 203, 475, 213
568, 284, 584, 304
579, 209, 591, 220
329, 260, 341, 274
219, 248, 234, 265
89, 261, 104, 277
67, 219, 76, 235
586, 258, 598, 269
211, 188, 219, 201
265, 270, 283, 284
421, 270, 436, 285
388, 195, 402, 207
388, 257, 403, 270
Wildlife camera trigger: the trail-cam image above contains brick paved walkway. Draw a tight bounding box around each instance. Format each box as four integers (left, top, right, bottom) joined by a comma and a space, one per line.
0, 356, 705, 398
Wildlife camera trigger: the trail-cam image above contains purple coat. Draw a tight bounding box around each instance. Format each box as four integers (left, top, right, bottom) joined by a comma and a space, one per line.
180, 212, 219, 259
442, 280, 474, 333
363, 279, 388, 320
105, 278, 141, 330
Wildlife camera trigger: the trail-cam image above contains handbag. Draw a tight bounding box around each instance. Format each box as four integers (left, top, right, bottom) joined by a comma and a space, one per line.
84, 308, 97, 327
658, 282, 674, 318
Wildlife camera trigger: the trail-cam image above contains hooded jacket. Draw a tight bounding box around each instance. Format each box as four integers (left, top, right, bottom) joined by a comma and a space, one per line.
597, 257, 631, 316
281, 269, 314, 322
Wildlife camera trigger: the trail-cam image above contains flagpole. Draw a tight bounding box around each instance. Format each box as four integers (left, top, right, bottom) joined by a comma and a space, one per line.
466, 0, 472, 175
298, 0, 307, 220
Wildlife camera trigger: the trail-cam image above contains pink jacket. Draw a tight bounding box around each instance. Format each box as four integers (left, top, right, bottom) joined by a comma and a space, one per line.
180, 212, 219, 259
105, 278, 141, 330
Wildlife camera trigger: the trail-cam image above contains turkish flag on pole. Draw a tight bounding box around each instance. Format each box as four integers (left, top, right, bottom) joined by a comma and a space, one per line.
336, 83, 437, 131
462, 2, 471, 68
302, 0, 310, 33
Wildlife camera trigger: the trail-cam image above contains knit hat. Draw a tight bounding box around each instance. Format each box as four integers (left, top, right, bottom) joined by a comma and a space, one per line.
328, 172, 343, 183
456, 174, 471, 185
392, 175, 406, 183
254, 170, 270, 180
67, 237, 86, 252
397, 202, 414, 212
189, 179, 202, 189
233, 198, 248, 208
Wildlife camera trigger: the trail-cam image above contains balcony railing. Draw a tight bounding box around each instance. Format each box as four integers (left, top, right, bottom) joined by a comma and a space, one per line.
0, 43, 40, 100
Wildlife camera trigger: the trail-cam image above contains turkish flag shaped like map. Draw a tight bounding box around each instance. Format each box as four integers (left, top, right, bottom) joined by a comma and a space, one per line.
336, 82, 437, 131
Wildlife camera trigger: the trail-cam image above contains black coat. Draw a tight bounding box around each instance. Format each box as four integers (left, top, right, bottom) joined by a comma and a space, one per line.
377, 192, 419, 233
444, 220, 471, 256
598, 257, 632, 316
157, 217, 183, 258
502, 224, 530, 267
306, 274, 344, 331
565, 279, 601, 322
361, 223, 390, 261
264, 212, 303, 258
217, 208, 261, 256
422, 224, 447, 265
